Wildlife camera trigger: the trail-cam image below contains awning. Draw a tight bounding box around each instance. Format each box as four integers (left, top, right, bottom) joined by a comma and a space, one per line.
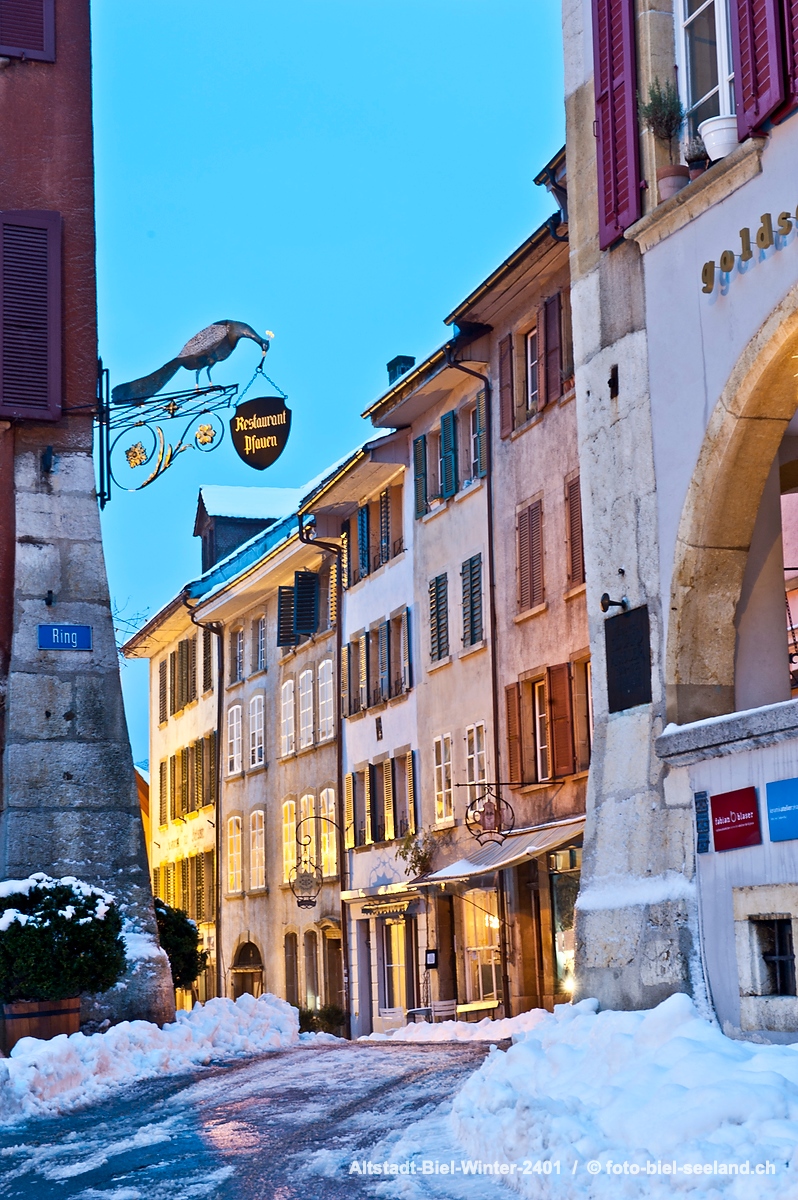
361, 899, 415, 917
418, 817, 585, 884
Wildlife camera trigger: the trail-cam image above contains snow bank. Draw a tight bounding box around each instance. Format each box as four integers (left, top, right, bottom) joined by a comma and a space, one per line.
0, 992, 298, 1125
450, 994, 798, 1197
362, 1009, 547, 1042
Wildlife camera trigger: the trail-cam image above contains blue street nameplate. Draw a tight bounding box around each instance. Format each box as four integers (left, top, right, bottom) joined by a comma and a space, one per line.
37, 624, 93, 651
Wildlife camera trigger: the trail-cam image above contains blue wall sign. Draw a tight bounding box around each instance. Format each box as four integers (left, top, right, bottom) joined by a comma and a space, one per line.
766, 777, 798, 842
37, 624, 93, 652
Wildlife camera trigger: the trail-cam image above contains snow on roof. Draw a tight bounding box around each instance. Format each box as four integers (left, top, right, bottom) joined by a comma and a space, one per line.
198, 485, 304, 522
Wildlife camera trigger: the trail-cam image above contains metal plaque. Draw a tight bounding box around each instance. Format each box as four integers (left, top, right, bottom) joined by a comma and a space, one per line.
694, 791, 710, 854
604, 604, 652, 713
38, 624, 92, 651
710, 786, 761, 852
229, 395, 291, 470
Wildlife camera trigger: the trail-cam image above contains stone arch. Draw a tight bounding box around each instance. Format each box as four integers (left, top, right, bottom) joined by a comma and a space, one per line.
667, 283, 798, 725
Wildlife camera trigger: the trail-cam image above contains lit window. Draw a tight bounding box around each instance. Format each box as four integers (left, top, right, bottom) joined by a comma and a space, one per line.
318, 658, 334, 740
282, 799, 296, 883
679, 0, 735, 135
466, 722, 487, 807
299, 792, 317, 868
249, 694, 264, 767
534, 681, 550, 781
433, 733, 453, 822
319, 787, 337, 877
463, 888, 502, 1002
299, 669, 314, 749
250, 810, 265, 889
280, 679, 295, 756
227, 816, 242, 893
227, 705, 242, 774
384, 919, 407, 1010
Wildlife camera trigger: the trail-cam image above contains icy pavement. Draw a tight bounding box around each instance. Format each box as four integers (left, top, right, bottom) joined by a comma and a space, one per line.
0, 1040, 512, 1200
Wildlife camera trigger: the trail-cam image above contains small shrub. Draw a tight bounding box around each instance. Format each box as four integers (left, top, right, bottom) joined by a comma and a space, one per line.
639, 77, 685, 162
396, 827, 437, 877
0, 874, 126, 1003
154, 899, 208, 989
298, 1004, 347, 1034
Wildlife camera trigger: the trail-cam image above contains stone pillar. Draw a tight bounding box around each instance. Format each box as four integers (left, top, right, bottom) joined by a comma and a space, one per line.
1, 415, 174, 1026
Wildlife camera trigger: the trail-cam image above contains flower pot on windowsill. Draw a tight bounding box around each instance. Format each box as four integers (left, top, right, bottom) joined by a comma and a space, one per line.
688, 161, 708, 180
656, 164, 690, 203
698, 115, 739, 161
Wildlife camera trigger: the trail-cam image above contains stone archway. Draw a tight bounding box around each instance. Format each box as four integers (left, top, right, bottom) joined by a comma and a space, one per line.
667, 285, 798, 726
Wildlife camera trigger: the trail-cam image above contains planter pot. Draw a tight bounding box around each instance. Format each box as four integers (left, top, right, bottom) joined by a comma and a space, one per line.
657, 165, 690, 203
688, 163, 707, 180
698, 115, 739, 161
1, 997, 80, 1054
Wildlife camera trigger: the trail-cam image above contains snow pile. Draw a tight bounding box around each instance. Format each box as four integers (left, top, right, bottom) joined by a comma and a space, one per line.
363, 1009, 547, 1043
0, 992, 298, 1125
450, 994, 798, 1197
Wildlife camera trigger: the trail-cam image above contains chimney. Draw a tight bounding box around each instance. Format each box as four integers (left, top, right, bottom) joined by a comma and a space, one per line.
387, 355, 415, 386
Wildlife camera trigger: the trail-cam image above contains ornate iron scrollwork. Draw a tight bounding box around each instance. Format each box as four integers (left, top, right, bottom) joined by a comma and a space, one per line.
463, 784, 515, 846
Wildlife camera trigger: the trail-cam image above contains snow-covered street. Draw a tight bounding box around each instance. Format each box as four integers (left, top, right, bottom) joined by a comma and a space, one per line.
0, 1040, 508, 1200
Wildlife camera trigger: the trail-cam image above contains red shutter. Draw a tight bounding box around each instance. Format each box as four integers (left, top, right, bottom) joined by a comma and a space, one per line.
784, 0, 798, 111
731, 0, 785, 137
499, 333, 514, 438
544, 294, 562, 403
505, 682, 523, 785
0, 211, 61, 421
592, 0, 641, 249
548, 663, 575, 777
567, 475, 585, 587
0, 0, 55, 62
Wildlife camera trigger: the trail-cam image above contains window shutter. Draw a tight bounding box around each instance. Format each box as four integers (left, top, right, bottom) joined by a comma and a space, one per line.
358, 634, 369, 711
152, 865, 161, 902
177, 640, 187, 711
186, 743, 196, 813
180, 748, 189, 816
357, 504, 370, 578
592, 0, 641, 249
731, 0, 785, 137
188, 855, 197, 921
518, 507, 531, 612
159, 760, 168, 826
169, 754, 177, 821
529, 500, 544, 608
364, 764, 375, 844
413, 435, 428, 518
341, 519, 351, 588
378, 620, 390, 701
277, 585, 298, 646
204, 850, 216, 919
159, 660, 167, 724
194, 739, 203, 811
406, 749, 417, 835
187, 635, 197, 703
536, 303, 548, 408
567, 475, 585, 587
328, 556, 338, 625
548, 663, 576, 777
470, 554, 483, 642
440, 409, 459, 498
383, 758, 395, 841
476, 390, 488, 478
461, 559, 473, 647
505, 682, 523, 784
196, 852, 205, 922
169, 651, 177, 716
202, 628, 213, 693
294, 570, 320, 636
379, 489, 391, 563
499, 333, 514, 437
544, 293, 562, 404
340, 642, 350, 718
783, 0, 798, 112
208, 731, 218, 806
0, 210, 61, 420
0, 1, 55, 60
400, 607, 412, 692
429, 574, 448, 660
344, 773, 355, 848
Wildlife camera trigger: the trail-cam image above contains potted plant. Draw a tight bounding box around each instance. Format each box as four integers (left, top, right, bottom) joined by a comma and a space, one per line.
0, 873, 126, 1053
698, 113, 739, 161
684, 135, 709, 180
639, 77, 688, 202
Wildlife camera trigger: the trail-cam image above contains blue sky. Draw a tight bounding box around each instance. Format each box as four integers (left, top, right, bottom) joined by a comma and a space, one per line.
93, 1, 565, 764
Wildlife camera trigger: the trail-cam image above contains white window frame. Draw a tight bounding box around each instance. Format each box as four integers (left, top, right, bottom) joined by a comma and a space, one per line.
318, 658, 334, 740
525, 328, 539, 415
675, 0, 735, 136
227, 704, 242, 775
534, 680, 550, 782
468, 405, 480, 481
250, 810, 265, 890
298, 668, 314, 749
433, 733, 453, 823
249, 694, 264, 767
282, 798, 296, 883
463, 887, 502, 1003
299, 792, 317, 868
256, 615, 266, 673
232, 628, 244, 682
319, 786, 337, 877
466, 722, 487, 807
227, 815, 242, 893
280, 679, 295, 756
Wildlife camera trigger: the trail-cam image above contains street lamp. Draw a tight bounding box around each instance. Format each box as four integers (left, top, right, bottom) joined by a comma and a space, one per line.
288, 814, 346, 909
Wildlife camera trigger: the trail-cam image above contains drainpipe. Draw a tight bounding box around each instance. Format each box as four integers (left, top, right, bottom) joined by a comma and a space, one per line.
443, 347, 512, 1019
297, 512, 351, 1037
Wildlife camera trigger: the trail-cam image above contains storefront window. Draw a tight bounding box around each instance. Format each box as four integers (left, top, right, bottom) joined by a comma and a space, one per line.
463, 888, 502, 1002
384, 919, 407, 1009
549, 847, 582, 993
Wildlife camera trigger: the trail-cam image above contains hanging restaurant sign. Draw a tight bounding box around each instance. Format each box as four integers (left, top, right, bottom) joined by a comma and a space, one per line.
229, 396, 291, 470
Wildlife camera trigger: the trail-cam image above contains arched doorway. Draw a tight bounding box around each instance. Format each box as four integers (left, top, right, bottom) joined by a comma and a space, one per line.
231, 941, 263, 1000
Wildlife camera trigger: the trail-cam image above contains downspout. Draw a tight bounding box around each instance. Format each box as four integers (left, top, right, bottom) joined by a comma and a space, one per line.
297, 512, 351, 1037
443, 348, 512, 1019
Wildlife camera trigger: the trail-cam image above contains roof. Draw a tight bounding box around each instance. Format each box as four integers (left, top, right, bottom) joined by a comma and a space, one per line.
444, 217, 559, 328
196, 485, 304, 523
418, 817, 585, 883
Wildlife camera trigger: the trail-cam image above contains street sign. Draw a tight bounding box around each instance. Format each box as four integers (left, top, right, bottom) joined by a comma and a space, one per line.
710, 786, 761, 852
766, 777, 798, 842
37, 624, 93, 651
229, 396, 291, 470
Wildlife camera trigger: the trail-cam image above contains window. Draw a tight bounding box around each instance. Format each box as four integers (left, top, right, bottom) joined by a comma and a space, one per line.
413, 434, 428, 518
280, 679, 295, 756
525, 328, 539, 416
390, 608, 412, 696
318, 658, 334, 740
255, 616, 266, 673
227, 816, 242, 893
434, 734, 453, 823
534, 681, 550, 782
752, 919, 797, 996
679, 0, 735, 135
169, 636, 197, 715
462, 889, 502, 1002
468, 406, 480, 480
440, 410, 458, 498
299, 792, 317, 868
550, 849, 581, 994
0, 2, 56, 64
282, 799, 296, 883
230, 629, 244, 683
285, 932, 299, 1007
461, 554, 483, 646
518, 500, 544, 611
384, 920, 407, 1010
249, 694, 264, 767
202, 627, 214, 693
566, 474, 585, 588
299, 669, 314, 748
429, 573, 449, 661
305, 930, 320, 1010
250, 810, 265, 889
319, 787, 337, 876
227, 705, 242, 774
466, 723, 487, 807
379, 488, 391, 565
572, 659, 593, 773
499, 332, 515, 438
393, 751, 416, 838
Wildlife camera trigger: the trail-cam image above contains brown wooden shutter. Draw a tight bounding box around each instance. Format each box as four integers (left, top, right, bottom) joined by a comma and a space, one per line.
529, 500, 544, 608
202, 628, 213, 693
158, 660, 167, 724
187, 635, 197, 703
204, 850, 216, 919
340, 642, 350, 718
364, 765, 374, 844
499, 333, 514, 437
567, 475, 585, 587
0, 1, 55, 60
0, 210, 61, 420
784, 0, 798, 113
169, 651, 177, 716
592, 0, 641, 249
159, 760, 168, 826
344, 773, 355, 848
731, 0, 785, 137
505, 682, 524, 785
536, 304, 548, 408
544, 294, 562, 403
406, 749, 417, 835
548, 663, 575, 777
518, 507, 531, 611
194, 739, 203, 811
169, 754, 177, 821
196, 852, 205, 922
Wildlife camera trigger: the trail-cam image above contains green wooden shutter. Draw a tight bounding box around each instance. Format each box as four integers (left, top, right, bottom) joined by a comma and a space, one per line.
461, 558, 473, 647
277, 585, 298, 646
357, 504, 370, 578
470, 554, 483, 643
413, 434, 428, 518
378, 621, 390, 701
429, 577, 440, 660
294, 570, 320, 636
430, 573, 449, 659
476, 390, 488, 478
440, 410, 459, 498
344, 773, 355, 848
383, 759, 395, 842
